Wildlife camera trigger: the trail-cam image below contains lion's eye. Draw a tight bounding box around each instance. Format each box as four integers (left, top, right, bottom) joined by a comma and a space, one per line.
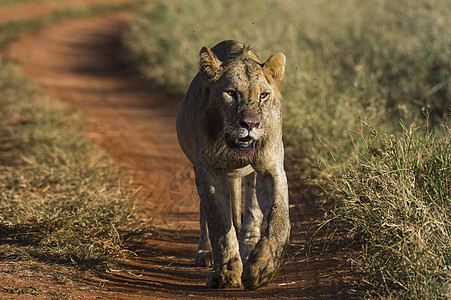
259, 92, 270, 101
226, 90, 236, 97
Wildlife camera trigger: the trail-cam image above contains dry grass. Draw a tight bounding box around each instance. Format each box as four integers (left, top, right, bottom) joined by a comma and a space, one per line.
328, 123, 451, 298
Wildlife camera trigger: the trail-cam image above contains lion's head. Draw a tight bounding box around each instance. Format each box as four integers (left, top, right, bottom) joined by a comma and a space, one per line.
199, 41, 286, 160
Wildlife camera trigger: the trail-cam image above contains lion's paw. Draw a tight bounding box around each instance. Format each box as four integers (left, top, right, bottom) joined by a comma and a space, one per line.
194, 250, 213, 267
242, 237, 282, 290
206, 269, 242, 288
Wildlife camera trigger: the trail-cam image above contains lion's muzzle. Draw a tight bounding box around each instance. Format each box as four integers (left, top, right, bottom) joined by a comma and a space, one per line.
225, 117, 263, 150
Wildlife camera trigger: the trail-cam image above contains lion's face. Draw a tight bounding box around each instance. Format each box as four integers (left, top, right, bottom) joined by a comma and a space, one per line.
200, 46, 286, 159
213, 60, 273, 155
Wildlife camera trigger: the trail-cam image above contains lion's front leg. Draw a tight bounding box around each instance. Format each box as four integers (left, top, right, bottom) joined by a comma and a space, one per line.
195, 166, 242, 288
242, 171, 290, 290
239, 172, 263, 263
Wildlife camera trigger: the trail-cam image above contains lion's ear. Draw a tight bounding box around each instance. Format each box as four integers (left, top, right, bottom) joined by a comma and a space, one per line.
199, 47, 222, 83
263, 52, 286, 86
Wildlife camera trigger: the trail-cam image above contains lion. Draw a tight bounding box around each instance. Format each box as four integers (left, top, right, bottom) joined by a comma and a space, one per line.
176, 40, 290, 290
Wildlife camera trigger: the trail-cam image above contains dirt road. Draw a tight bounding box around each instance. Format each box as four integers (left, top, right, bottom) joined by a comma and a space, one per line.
5, 4, 353, 299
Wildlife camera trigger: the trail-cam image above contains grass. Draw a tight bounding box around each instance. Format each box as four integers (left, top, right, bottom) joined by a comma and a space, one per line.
0, 2, 142, 275
329, 123, 451, 298
1, 285, 42, 296
0, 0, 123, 8
1, 281, 71, 297
0, 0, 45, 7
122, 0, 450, 297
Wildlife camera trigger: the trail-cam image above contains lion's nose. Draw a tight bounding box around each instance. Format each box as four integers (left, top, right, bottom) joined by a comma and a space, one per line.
239, 118, 260, 130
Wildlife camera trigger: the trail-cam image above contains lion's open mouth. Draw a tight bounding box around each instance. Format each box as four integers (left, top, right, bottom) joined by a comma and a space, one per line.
225, 133, 258, 149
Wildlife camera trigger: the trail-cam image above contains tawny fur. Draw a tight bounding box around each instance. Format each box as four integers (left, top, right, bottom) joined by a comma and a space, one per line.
176, 40, 290, 290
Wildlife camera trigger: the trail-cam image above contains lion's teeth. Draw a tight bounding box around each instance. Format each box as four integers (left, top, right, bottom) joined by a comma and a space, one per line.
247, 139, 253, 145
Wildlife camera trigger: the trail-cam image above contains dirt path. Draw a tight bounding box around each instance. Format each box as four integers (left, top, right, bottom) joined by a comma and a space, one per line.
6, 7, 354, 300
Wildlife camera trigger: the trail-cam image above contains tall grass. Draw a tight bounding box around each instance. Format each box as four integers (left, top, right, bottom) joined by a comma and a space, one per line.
329, 123, 451, 298
123, 0, 450, 297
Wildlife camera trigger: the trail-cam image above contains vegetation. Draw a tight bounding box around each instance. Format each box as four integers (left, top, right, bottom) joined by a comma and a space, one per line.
0, 0, 44, 7
123, 0, 450, 297
330, 123, 450, 298
0, 4, 142, 273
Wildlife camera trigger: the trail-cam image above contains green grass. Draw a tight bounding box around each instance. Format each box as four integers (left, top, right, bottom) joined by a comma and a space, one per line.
122, 0, 450, 297
0, 3, 142, 274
